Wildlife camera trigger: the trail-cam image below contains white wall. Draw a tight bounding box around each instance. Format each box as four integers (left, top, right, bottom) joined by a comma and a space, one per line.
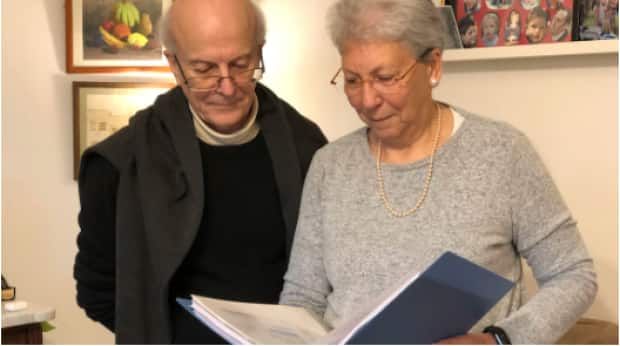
1, 0, 616, 344
438, 56, 618, 323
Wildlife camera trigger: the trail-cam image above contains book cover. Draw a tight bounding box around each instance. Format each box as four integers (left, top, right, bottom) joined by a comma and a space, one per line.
178, 251, 514, 345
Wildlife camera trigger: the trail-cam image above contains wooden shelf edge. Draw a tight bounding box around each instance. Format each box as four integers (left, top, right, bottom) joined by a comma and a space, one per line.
443, 40, 618, 62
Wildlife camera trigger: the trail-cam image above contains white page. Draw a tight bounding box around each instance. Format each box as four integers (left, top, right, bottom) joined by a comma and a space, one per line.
192, 295, 329, 344
191, 270, 421, 344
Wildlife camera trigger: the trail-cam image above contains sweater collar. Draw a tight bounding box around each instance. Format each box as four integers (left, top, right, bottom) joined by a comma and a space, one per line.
190, 94, 260, 146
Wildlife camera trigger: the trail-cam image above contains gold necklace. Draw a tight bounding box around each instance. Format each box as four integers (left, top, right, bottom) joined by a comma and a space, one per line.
375, 103, 442, 218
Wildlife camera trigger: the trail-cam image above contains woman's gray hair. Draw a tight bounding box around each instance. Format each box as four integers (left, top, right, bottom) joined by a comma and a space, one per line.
159, 0, 267, 53
327, 0, 444, 61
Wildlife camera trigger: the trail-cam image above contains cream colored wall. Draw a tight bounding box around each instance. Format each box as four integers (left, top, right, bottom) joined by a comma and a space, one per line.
1, 0, 616, 344
437, 56, 618, 323
1, 1, 170, 344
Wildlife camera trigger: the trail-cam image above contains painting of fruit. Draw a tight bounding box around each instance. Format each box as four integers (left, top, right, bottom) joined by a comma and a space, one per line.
81, 0, 165, 60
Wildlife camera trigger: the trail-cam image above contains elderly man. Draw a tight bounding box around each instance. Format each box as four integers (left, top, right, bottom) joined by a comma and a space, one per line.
73, 0, 327, 343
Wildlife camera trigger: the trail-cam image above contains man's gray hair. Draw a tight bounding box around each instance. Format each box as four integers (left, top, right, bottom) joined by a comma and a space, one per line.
159, 0, 267, 53
327, 0, 444, 61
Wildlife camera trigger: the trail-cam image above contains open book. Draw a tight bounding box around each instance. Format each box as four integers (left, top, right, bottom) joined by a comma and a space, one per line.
176, 251, 514, 344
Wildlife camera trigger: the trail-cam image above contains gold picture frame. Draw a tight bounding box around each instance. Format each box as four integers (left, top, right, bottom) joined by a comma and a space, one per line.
66, 0, 172, 73
73, 81, 174, 178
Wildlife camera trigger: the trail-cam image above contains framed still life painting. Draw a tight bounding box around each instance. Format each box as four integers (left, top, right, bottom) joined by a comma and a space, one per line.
73, 81, 174, 178
66, 0, 173, 73
454, 0, 575, 47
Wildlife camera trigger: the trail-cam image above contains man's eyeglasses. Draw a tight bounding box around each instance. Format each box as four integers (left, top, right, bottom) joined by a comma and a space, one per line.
174, 55, 265, 92
330, 47, 433, 95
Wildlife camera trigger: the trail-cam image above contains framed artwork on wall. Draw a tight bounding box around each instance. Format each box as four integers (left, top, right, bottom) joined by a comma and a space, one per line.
439, 6, 466, 49
66, 0, 173, 73
577, 0, 619, 40
453, 0, 575, 47
72, 81, 174, 178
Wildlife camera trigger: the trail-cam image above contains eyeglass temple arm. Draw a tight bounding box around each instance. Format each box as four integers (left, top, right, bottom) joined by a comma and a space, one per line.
330, 67, 342, 85
173, 55, 191, 86
259, 51, 266, 73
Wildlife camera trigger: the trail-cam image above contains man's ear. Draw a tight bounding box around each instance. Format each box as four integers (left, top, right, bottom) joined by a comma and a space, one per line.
164, 50, 182, 86
164, 50, 175, 69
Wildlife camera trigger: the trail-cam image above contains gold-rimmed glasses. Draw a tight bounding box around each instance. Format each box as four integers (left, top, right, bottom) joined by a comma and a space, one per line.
330, 47, 433, 95
174, 55, 265, 93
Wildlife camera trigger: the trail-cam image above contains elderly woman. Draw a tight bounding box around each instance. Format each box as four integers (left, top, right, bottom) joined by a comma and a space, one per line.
279, 0, 597, 344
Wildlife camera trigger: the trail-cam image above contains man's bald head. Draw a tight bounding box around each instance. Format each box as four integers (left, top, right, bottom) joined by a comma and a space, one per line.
160, 0, 266, 54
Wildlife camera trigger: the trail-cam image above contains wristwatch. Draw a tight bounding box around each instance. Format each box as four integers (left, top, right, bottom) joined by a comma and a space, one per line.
483, 325, 512, 345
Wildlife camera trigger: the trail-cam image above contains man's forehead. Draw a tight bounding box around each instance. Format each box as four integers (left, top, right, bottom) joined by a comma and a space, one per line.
171, 20, 256, 61
169, 0, 257, 52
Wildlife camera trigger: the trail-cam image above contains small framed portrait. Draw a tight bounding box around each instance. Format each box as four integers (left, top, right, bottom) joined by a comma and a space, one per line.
458, 15, 479, 47
481, 12, 501, 46
521, 0, 541, 10
486, 0, 514, 10
66, 0, 173, 73
578, 0, 618, 40
463, 0, 483, 14
504, 10, 522, 44
73, 81, 174, 178
549, 4, 573, 40
525, 6, 550, 43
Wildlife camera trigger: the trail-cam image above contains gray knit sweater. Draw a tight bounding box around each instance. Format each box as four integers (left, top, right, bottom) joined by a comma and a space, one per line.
280, 108, 597, 344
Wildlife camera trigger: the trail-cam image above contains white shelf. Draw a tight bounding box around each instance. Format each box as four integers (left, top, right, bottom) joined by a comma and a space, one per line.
443, 40, 618, 62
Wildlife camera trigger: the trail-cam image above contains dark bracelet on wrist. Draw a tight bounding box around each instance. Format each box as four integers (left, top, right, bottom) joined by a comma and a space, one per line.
483, 325, 512, 345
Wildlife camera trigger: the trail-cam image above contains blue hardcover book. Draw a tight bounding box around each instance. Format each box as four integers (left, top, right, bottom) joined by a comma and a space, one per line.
178, 251, 514, 344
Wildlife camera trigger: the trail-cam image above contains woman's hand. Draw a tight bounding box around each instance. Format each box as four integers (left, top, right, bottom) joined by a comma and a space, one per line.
435, 332, 497, 344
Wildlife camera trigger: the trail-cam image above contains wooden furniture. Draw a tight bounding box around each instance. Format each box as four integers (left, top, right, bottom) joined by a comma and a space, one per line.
557, 318, 619, 345
2, 302, 55, 344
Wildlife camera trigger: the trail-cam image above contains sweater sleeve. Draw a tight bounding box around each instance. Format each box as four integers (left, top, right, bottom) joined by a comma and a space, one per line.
279, 151, 331, 318
495, 133, 597, 344
73, 154, 119, 332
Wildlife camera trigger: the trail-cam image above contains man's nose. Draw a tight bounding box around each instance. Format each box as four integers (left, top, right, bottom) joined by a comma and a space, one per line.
216, 76, 237, 97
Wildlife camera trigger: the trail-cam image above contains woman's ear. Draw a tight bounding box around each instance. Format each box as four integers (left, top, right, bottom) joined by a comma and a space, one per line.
427, 48, 443, 88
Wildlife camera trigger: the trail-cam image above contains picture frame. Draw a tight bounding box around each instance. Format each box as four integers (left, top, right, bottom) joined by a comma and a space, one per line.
73, 81, 174, 178
577, 0, 619, 40
453, 0, 575, 47
439, 6, 465, 49
66, 0, 173, 73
